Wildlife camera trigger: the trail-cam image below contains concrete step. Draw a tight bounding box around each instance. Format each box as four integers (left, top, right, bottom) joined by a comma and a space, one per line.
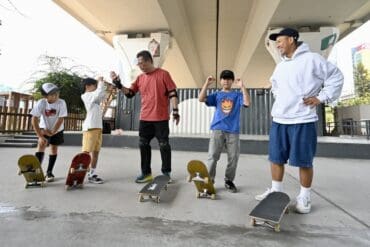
5, 139, 38, 144
14, 135, 37, 140
0, 142, 37, 148
21, 132, 36, 136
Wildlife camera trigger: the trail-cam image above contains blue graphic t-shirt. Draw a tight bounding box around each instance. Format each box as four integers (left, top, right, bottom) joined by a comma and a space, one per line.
205, 91, 244, 133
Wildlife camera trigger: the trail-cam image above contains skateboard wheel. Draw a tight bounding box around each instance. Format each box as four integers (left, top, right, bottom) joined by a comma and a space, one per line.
274, 224, 280, 232
250, 218, 256, 226
70, 168, 75, 174
138, 194, 144, 202
186, 175, 192, 183
204, 177, 209, 184
211, 194, 216, 200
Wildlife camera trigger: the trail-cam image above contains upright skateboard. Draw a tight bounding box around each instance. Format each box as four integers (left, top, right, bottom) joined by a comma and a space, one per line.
65, 153, 91, 190
138, 175, 170, 203
249, 192, 290, 232
187, 160, 216, 199
18, 154, 45, 188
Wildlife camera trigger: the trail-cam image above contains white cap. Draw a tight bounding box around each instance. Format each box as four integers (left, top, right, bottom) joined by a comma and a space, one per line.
42, 83, 59, 95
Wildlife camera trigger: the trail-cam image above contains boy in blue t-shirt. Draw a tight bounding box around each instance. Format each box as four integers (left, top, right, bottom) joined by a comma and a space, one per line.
199, 70, 250, 192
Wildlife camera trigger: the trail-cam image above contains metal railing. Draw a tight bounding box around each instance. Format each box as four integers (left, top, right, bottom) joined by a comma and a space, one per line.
326, 119, 370, 139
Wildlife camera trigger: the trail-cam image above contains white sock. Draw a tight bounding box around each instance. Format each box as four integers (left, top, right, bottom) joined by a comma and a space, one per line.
89, 168, 96, 176
271, 180, 283, 192
299, 186, 311, 200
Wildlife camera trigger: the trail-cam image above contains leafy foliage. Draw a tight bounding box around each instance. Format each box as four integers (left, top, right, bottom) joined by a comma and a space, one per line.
33, 72, 85, 112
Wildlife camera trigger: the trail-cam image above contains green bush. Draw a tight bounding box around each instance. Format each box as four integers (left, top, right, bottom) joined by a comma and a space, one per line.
33, 72, 85, 113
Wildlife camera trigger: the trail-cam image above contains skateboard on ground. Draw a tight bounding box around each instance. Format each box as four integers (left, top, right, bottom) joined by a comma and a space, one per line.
187, 160, 216, 200
18, 154, 46, 188
65, 153, 91, 190
249, 191, 290, 232
138, 175, 170, 203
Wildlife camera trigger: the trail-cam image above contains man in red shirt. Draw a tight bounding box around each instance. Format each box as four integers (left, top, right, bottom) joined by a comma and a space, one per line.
111, 50, 180, 183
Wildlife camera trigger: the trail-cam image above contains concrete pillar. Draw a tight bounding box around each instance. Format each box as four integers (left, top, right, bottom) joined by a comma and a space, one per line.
112, 32, 170, 86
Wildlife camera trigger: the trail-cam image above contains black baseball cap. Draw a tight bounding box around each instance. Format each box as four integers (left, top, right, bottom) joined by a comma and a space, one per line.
220, 70, 235, 80
82, 77, 97, 87
269, 28, 299, 41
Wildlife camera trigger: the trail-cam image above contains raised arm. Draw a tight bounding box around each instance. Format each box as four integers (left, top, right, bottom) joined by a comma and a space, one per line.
199, 76, 216, 102
235, 78, 251, 107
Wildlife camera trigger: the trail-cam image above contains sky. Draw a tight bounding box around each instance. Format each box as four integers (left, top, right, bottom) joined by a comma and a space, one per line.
0, 0, 119, 92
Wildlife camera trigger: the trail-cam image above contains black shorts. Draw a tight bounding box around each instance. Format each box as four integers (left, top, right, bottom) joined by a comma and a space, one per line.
43, 130, 64, 146
139, 120, 169, 141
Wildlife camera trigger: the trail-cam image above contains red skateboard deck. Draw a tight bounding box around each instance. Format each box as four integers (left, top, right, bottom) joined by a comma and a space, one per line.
65, 153, 91, 190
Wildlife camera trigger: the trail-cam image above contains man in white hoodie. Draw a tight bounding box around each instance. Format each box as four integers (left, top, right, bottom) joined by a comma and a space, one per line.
255, 28, 343, 213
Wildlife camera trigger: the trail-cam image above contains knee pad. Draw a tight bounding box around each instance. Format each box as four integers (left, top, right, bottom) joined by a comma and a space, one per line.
139, 137, 150, 148
159, 140, 170, 150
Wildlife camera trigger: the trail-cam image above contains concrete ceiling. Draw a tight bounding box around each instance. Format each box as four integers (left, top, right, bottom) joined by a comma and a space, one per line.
53, 0, 370, 88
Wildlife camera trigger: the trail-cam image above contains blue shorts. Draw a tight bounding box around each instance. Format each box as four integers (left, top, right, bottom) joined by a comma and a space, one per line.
268, 122, 317, 167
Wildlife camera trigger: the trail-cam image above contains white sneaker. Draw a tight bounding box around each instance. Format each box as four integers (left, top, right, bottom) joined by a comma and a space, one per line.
255, 188, 274, 201
295, 196, 311, 214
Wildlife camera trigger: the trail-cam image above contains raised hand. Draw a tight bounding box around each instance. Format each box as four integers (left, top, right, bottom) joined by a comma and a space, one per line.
235, 78, 245, 88
205, 76, 216, 87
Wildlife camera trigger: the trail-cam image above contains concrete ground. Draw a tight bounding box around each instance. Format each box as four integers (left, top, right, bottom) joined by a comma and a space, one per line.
0, 146, 369, 247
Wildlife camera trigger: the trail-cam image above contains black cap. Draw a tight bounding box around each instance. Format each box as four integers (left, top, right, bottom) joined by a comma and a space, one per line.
269, 28, 299, 41
82, 78, 97, 87
220, 70, 235, 80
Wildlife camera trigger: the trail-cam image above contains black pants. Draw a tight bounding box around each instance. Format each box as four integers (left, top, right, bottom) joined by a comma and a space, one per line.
139, 120, 171, 175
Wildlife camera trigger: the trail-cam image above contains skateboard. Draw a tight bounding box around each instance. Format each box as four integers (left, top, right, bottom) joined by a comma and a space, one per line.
18, 154, 46, 188
187, 160, 216, 199
65, 153, 91, 190
249, 192, 290, 232
138, 175, 170, 203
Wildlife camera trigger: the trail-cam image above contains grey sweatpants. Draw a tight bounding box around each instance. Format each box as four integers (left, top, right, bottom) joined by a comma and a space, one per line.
207, 130, 240, 182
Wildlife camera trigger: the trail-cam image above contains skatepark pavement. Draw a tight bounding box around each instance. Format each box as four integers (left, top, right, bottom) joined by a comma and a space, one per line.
0, 146, 369, 246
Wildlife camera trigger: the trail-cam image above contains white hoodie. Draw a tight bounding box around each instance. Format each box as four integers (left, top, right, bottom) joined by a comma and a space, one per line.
81, 81, 106, 131
270, 42, 343, 124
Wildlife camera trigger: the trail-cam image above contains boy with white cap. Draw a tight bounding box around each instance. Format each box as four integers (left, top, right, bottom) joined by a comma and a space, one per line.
31, 82, 68, 182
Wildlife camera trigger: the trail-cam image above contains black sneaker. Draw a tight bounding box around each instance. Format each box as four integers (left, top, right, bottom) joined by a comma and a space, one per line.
88, 174, 104, 184
225, 180, 237, 193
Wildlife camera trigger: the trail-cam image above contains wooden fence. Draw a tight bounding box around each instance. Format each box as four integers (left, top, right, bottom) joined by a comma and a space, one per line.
0, 106, 85, 133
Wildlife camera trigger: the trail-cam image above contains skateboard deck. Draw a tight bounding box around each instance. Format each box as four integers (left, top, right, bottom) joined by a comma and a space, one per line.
18, 154, 45, 188
138, 175, 170, 203
65, 153, 91, 190
249, 192, 290, 232
187, 160, 216, 199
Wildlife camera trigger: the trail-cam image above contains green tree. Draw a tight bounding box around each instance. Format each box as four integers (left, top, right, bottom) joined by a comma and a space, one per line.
353, 62, 370, 97
33, 72, 84, 113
